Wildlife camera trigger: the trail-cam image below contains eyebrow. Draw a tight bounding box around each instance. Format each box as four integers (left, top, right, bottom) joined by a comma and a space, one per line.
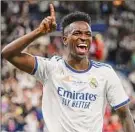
71, 29, 92, 34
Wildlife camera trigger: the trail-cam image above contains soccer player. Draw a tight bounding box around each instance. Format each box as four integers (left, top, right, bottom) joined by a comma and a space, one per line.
2, 4, 135, 132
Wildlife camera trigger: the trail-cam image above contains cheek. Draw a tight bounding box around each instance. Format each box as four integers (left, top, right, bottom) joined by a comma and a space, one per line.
88, 38, 92, 47
90, 38, 92, 43
68, 37, 77, 49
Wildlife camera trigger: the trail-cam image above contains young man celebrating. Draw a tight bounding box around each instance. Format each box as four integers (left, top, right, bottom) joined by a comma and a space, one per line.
2, 4, 135, 132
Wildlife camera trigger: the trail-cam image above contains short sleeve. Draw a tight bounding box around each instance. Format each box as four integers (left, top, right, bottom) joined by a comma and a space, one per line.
106, 67, 130, 110
31, 56, 53, 83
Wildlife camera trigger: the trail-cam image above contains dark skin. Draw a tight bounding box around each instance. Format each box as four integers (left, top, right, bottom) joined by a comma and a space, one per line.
63, 21, 92, 71
1, 4, 56, 73
116, 105, 135, 132
1, 4, 135, 132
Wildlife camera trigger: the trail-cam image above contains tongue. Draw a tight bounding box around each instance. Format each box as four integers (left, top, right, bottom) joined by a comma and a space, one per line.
76, 47, 87, 54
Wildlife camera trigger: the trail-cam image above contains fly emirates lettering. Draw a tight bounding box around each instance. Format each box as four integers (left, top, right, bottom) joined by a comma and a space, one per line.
58, 87, 97, 109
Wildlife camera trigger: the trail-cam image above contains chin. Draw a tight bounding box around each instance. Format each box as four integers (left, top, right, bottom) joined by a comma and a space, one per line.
71, 53, 87, 60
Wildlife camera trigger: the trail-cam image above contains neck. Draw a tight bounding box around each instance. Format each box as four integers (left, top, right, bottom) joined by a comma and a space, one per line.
64, 54, 90, 71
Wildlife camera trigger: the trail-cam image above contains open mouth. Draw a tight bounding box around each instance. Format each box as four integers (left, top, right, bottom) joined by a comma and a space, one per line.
76, 44, 88, 54
77, 44, 87, 49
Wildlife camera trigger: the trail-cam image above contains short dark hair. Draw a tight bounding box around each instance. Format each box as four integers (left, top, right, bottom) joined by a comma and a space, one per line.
61, 11, 91, 35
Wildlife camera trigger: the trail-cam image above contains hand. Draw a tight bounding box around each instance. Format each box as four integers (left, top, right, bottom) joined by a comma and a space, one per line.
38, 4, 57, 34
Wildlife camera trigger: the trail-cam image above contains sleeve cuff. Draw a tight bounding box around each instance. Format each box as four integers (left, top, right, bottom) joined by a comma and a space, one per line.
113, 98, 130, 110
31, 56, 38, 75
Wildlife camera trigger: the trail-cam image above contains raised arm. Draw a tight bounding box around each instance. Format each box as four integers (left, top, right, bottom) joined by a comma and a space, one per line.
1, 4, 56, 74
116, 105, 135, 132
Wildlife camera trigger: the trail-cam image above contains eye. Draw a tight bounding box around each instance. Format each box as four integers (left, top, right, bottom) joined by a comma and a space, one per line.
86, 32, 92, 37
73, 31, 81, 36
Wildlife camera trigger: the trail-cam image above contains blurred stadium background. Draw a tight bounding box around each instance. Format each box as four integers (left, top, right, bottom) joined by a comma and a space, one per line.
1, 0, 135, 132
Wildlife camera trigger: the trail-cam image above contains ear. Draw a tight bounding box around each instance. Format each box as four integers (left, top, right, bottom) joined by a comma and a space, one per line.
63, 36, 68, 47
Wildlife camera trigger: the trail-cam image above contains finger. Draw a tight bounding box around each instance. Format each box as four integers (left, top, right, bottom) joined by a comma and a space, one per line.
50, 4, 56, 21
46, 16, 52, 24
45, 17, 52, 24
42, 19, 50, 32
45, 19, 51, 31
47, 16, 56, 28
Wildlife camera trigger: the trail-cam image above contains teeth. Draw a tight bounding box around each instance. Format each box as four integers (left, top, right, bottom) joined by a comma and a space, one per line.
78, 44, 87, 47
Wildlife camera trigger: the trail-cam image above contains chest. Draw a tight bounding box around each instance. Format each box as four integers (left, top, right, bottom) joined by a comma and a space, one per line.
50, 68, 107, 96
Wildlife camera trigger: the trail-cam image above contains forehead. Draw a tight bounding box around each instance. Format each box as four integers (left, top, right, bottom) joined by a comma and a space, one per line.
69, 21, 91, 32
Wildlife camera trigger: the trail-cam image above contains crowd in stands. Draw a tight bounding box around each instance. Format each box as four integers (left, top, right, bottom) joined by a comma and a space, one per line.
1, 1, 135, 132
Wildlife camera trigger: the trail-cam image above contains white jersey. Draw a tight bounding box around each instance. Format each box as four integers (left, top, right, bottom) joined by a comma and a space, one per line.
32, 56, 130, 132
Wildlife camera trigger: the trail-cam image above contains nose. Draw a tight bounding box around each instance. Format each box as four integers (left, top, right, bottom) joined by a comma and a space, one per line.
79, 34, 88, 42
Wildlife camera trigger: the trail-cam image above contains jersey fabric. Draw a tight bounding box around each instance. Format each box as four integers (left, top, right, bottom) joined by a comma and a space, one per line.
32, 56, 130, 132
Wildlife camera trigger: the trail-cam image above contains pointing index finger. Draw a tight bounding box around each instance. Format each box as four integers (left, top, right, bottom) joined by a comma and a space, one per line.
50, 4, 55, 20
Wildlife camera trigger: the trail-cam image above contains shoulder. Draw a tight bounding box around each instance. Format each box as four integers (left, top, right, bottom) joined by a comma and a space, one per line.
50, 55, 62, 62
91, 60, 112, 69
34, 56, 63, 73
35, 55, 62, 63
91, 60, 115, 78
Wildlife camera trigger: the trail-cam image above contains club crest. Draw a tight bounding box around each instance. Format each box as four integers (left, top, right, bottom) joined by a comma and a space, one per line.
89, 77, 98, 88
